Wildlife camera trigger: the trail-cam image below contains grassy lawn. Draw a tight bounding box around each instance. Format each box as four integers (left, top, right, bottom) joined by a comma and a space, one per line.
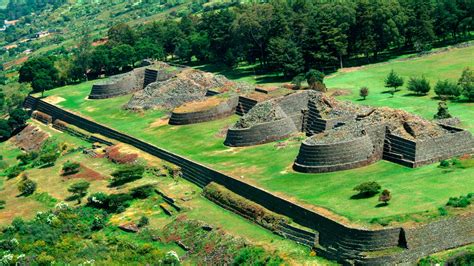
326, 45, 474, 132
37, 45, 474, 226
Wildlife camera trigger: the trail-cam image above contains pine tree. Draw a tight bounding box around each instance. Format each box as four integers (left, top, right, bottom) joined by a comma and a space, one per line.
384, 70, 404, 96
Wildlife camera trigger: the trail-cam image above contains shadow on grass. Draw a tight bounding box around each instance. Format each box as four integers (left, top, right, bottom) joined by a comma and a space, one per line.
402, 93, 428, 97
350, 193, 377, 200
375, 202, 389, 208
194, 63, 291, 84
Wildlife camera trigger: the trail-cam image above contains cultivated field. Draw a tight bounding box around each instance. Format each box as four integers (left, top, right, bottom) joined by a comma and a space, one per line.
37, 45, 474, 226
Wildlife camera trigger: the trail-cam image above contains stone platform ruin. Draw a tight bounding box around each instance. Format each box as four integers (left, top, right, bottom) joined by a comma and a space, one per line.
88, 63, 473, 173
88, 62, 253, 125
225, 90, 474, 172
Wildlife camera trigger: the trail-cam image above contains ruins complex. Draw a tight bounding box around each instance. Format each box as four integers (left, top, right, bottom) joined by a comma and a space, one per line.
88, 62, 474, 173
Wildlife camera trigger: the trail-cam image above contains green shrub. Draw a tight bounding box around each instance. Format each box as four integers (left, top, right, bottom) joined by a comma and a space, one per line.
446, 193, 473, 208
438, 207, 448, 216
434, 79, 462, 99
418, 256, 442, 266
445, 251, 474, 266
407, 76, 431, 95
433, 101, 452, 119
459, 67, 474, 101
384, 70, 404, 96
5, 165, 25, 179
439, 160, 450, 168
67, 181, 90, 204
7, 108, 29, 130
16, 152, 39, 166
0, 119, 12, 139
87, 192, 132, 213
62, 161, 80, 176
37, 152, 60, 167
138, 216, 149, 228
305, 69, 325, 91
17, 176, 37, 196
109, 164, 145, 187
232, 246, 283, 266
359, 86, 369, 100
87, 192, 109, 209
0, 200, 5, 209
130, 184, 155, 199
91, 216, 107, 231
353, 181, 381, 198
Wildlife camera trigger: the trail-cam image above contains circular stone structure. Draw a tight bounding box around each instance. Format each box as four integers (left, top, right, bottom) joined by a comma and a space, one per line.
169, 95, 239, 125
293, 134, 374, 173
224, 116, 298, 147
88, 68, 145, 99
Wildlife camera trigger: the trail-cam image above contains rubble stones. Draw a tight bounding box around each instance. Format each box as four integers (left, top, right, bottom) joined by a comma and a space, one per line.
125, 69, 235, 110
235, 101, 287, 129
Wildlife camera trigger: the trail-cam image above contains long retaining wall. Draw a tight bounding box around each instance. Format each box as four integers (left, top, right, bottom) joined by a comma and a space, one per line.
23, 95, 474, 265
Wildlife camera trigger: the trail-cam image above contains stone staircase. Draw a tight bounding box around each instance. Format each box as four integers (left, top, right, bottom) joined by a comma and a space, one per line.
143, 68, 158, 87
235, 96, 258, 116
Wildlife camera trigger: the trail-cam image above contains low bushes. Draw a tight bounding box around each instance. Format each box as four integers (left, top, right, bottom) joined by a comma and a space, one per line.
87, 192, 133, 213
352, 181, 381, 198
109, 164, 145, 187
407, 76, 431, 95
446, 193, 473, 208
202, 182, 289, 231
162, 218, 283, 265
129, 184, 155, 199
62, 161, 80, 176
17, 175, 37, 196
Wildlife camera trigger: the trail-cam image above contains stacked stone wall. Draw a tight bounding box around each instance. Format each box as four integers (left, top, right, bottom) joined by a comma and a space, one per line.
169, 96, 238, 125
294, 135, 373, 173
275, 91, 309, 117
51, 119, 113, 146
88, 67, 146, 99
224, 117, 298, 147
305, 101, 353, 135
236, 96, 258, 116
23, 96, 474, 265
414, 125, 474, 166
383, 126, 474, 167
31, 110, 52, 124
295, 124, 386, 173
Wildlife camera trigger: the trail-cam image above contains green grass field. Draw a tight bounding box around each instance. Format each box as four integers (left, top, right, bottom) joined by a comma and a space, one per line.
38, 45, 474, 226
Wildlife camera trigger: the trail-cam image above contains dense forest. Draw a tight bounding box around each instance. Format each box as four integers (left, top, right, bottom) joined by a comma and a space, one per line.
4, 0, 67, 19
9, 0, 474, 94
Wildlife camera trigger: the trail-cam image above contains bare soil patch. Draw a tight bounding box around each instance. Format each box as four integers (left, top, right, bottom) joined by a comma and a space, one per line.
150, 118, 170, 128
174, 96, 225, 113
64, 164, 107, 181
43, 95, 66, 105
11, 125, 50, 152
